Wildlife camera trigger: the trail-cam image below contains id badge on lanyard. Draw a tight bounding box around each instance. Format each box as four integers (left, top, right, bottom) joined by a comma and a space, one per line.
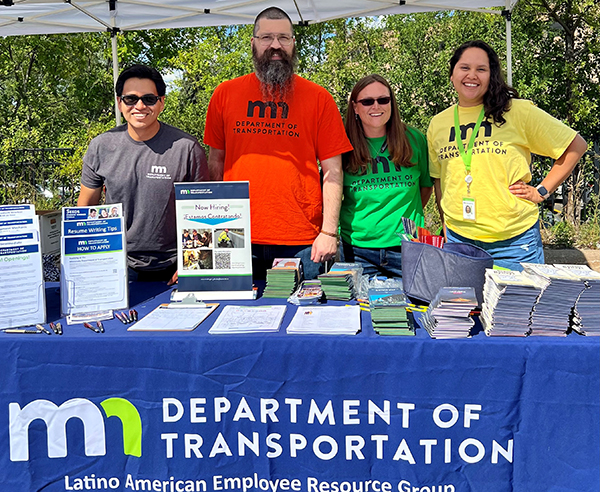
454, 105, 485, 221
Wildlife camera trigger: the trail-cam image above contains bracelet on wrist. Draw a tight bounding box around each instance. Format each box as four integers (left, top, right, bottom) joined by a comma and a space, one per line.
320, 230, 338, 238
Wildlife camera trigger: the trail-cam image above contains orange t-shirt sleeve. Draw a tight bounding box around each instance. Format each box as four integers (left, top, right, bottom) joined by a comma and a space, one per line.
316, 91, 353, 161
204, 85, 225, 150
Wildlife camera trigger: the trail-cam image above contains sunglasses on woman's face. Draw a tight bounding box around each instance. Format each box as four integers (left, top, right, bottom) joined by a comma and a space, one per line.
355, 97, 392, 106
120, 94, 162, 106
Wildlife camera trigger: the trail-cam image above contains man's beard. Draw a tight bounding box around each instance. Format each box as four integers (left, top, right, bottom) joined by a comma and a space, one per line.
253, 45, 297, 101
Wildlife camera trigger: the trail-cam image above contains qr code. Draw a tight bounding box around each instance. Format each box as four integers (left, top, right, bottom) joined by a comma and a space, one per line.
215, 252, 231, 269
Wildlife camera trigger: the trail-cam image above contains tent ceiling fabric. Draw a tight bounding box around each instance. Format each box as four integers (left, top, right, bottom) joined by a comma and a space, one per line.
0, 0, 518, 36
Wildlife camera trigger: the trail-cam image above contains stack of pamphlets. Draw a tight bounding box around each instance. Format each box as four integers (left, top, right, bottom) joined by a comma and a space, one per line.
288, 280, 324, 305
368, 278, 413, 336
421, 287, 477, 339
555, 264, 600, 336
208, 305, 287, 334
318, 262, 363, 301
481, 269, 543, 337
263, 258, 302, 298
521, 263, 584, 336
286, 305, 361, 335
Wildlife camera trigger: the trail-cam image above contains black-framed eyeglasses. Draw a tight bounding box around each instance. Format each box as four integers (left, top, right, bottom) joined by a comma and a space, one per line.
120, 94, 162, 106
253, 34, 294, 46
355, 97, 392, 107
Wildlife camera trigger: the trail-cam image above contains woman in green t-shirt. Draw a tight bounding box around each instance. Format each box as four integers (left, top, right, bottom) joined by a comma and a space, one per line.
340, 74, 433, 277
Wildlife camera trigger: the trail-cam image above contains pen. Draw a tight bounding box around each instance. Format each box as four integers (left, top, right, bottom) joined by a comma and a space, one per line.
115, 312, 127, 324
83, 322, 100, 333
128, 310, 135, 323
55, 322, 63, 335
36, 324, 52, 335
132, 309, 138, 322
96, 321, 105, 333
4, 329, 44, 334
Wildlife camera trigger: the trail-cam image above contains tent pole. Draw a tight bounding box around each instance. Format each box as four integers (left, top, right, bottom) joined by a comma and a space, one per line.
504, 3, 513, 86
111, 30, 122, 126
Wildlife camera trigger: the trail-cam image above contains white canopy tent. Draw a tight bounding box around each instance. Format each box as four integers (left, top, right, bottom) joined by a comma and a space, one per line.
0, 0, 519, 123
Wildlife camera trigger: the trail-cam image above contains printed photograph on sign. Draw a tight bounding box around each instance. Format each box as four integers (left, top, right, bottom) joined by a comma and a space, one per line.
215, 228, 245, 248
182, 249, 213, 270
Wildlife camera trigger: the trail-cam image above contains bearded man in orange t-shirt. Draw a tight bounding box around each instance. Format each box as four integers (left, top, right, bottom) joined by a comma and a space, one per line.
204, 7, 353, 280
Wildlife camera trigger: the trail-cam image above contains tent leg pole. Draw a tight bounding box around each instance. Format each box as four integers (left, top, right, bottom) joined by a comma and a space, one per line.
505, 4, 513, 86
112, 32, 122, 126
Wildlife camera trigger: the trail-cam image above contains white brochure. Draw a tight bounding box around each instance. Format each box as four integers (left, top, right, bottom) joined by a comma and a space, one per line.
286, 305, 361, 335
60, 204, 128, 316
0, 204, 46, 329
209, 305, 286, 334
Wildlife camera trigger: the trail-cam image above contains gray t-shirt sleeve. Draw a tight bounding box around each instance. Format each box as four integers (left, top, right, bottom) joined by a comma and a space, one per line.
81, 138, 105, 190
190, 140, 209, 182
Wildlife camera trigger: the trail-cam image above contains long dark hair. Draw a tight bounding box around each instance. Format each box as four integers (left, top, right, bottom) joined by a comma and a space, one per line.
449, 40, 519, 126
343, 74, 414, 175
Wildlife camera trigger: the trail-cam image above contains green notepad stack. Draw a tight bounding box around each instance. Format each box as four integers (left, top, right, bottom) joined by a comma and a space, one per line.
263, 258, 302, 298
368, 286, 413, 336
318, 262, 362, 301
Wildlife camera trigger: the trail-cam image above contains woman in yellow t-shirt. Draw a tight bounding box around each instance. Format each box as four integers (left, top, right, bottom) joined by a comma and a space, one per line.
427, 40, 587, 271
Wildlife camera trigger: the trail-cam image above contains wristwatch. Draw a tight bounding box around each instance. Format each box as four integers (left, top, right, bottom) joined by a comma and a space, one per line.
536, 184, 550, 200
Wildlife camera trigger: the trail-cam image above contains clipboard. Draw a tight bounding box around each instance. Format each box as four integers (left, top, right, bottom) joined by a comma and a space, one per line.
127, 302, 219, 331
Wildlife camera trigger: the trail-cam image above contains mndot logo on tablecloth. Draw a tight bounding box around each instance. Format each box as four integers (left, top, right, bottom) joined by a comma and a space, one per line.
9, 397, 142, 461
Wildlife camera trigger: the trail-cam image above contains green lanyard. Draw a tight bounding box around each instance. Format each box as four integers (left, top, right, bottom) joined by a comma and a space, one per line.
454, 105, 485, 174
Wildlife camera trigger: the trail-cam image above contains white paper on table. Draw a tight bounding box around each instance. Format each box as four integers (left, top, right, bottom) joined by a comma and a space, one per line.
209, 305, 286, 334
286, 305, 361, 335
128, 303, 219, 331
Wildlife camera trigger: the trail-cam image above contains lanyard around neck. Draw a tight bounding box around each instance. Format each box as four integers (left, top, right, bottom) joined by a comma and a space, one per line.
367, 137, 387, 157
454, 105, 485, 173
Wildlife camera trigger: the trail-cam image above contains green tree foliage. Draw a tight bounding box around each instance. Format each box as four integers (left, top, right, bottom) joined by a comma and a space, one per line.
0, 33, 114, 161
0, 2, 597, 238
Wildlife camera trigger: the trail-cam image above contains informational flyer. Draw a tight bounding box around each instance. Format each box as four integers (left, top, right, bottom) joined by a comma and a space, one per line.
0, 204, 46, 329
174, 182, 253, 299
60, 204, 128, 316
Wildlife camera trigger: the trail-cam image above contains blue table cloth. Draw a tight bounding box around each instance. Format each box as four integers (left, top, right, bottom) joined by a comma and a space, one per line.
0, 282, 598, 492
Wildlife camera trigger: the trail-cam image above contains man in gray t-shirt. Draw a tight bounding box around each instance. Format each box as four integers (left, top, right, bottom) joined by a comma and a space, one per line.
78, 65, 208, 282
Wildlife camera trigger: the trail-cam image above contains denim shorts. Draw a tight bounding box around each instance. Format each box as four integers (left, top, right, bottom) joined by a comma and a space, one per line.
340, 241, 403, 278
251, 244, 324, 281
445, 221, 544, 271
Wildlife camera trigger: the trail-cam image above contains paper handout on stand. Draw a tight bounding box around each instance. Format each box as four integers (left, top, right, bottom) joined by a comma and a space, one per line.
0, 205, 46, 329
60, 204, 128, 319
173, 181, 253, 300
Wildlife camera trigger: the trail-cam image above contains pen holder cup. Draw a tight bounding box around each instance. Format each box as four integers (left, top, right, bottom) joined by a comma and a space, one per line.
401, 240, 493, 307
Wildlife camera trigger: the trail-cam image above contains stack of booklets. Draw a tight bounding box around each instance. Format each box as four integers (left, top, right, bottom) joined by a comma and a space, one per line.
521, 263, 584, 336
368, 282, 413, 336
262, 258, 302, 298
286, 305, 361, 335
481, 269, 543, 337
288, 280, 324, 305
421, 287, 477, 339
318, 262, 363, 301
555, 264, 600, 336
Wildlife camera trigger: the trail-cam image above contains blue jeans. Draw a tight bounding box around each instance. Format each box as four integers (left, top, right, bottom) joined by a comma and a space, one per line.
445, 221, 544, 271
340, 241, 403, 278
251, 244, 324, 281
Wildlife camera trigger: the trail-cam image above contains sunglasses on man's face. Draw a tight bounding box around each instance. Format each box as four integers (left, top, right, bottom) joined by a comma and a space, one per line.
120, 94, 162, 106
355, 97, 392, 106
